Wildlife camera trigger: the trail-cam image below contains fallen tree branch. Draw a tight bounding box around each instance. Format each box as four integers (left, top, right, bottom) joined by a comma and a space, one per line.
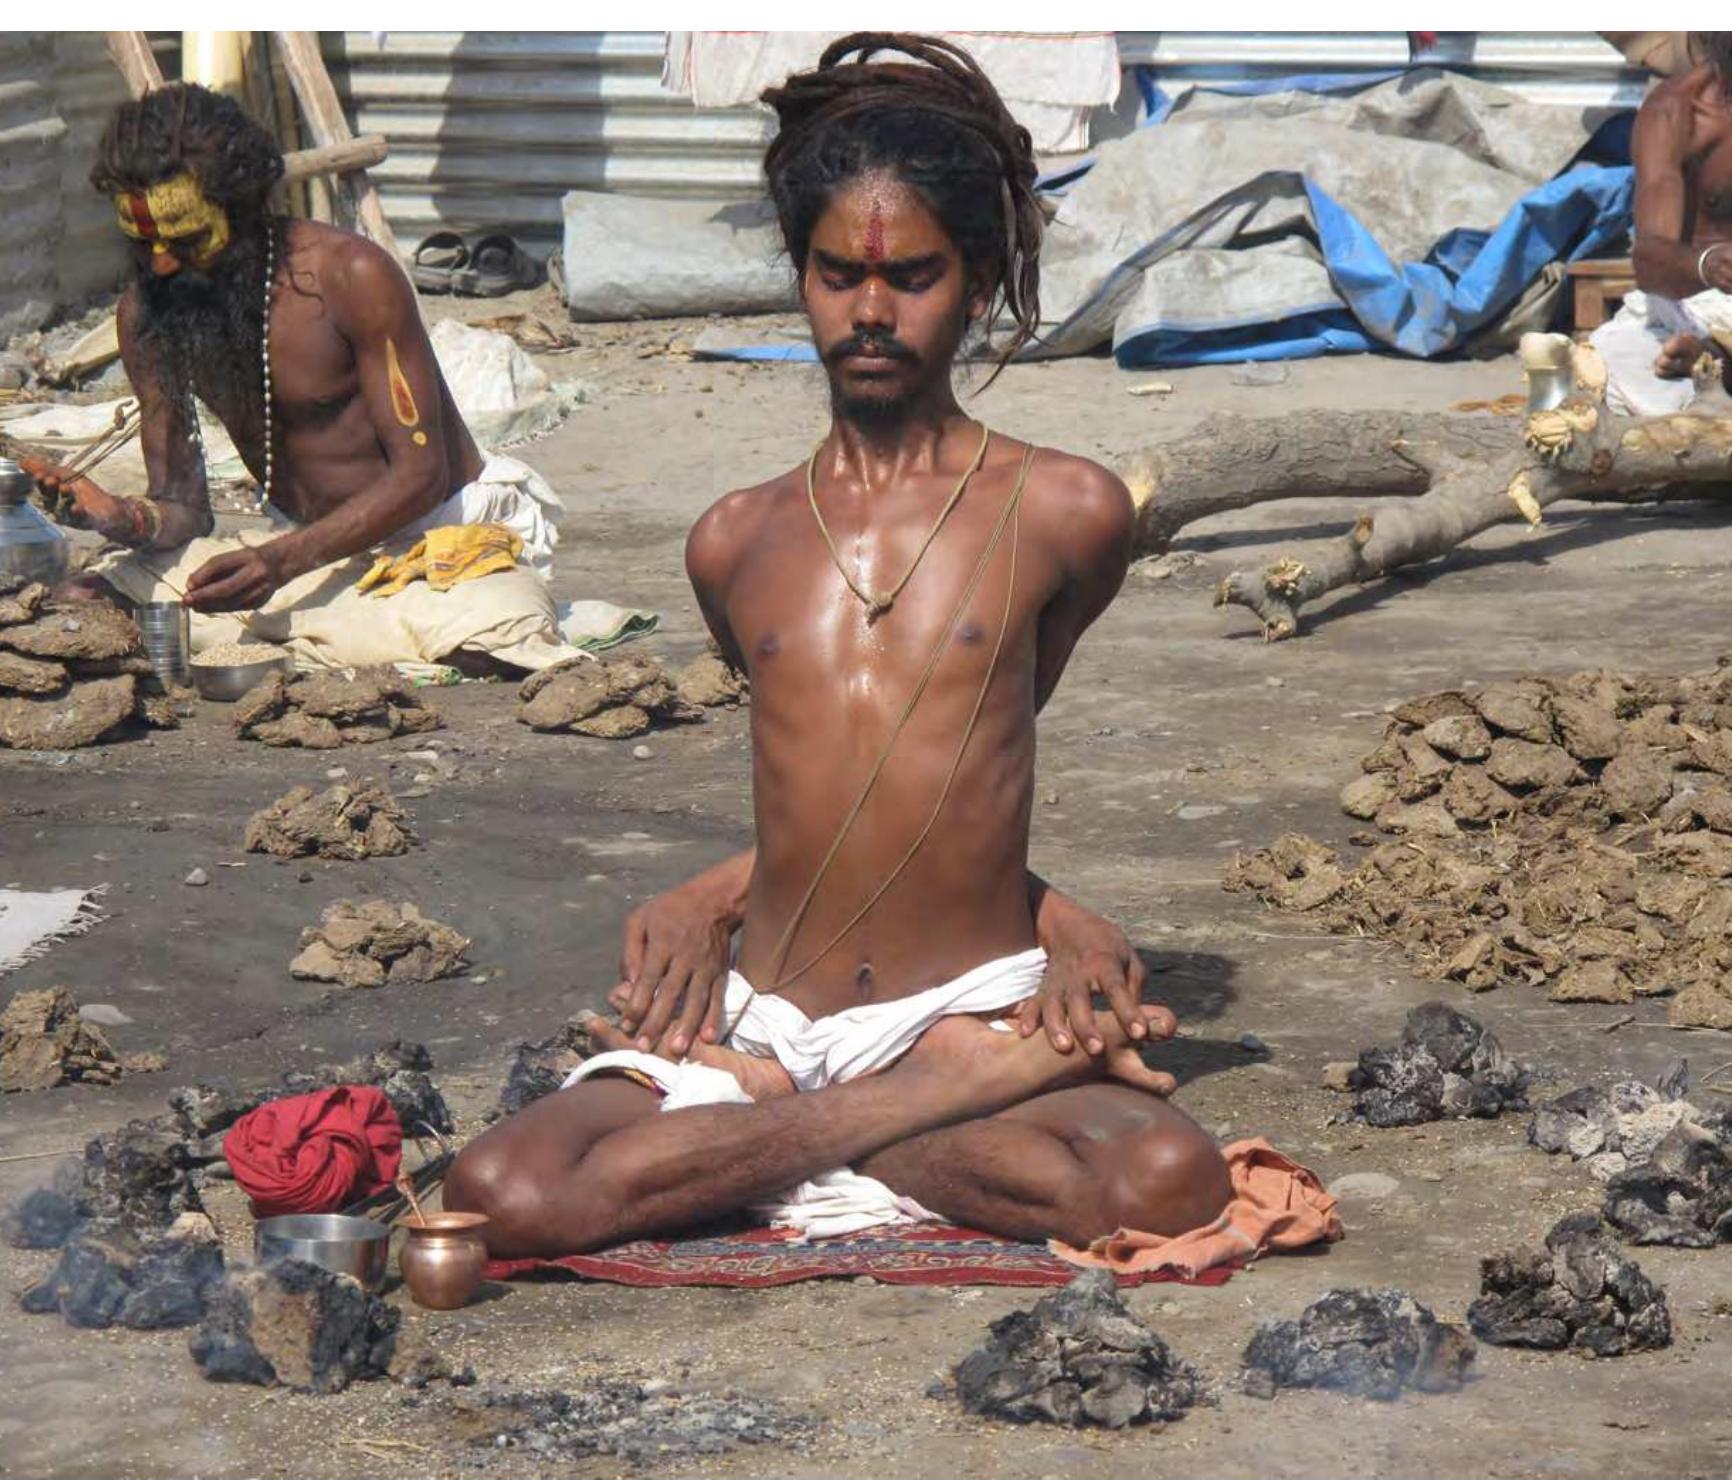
1193, 379, 1732, 640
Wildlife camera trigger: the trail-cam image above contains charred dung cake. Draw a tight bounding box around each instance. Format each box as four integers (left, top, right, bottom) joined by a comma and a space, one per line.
1241, 1289, 1476, 1400
493, 1017, 590, 1120
1339, 1002, 1531, 1128
952, 1270, 1208, 1429
1528, 1061, 1704, 1183
190, 1258, 399, 1394
1600, 1113, 1732, 1248
20, 1215, 223, 1330
1468, 1213, 1671, 1356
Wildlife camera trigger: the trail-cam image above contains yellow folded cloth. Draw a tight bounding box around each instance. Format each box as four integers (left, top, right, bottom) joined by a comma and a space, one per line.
360, 523, 524, 598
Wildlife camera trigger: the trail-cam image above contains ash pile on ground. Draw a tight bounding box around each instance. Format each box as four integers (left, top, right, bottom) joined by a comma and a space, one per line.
1225, 663, 1732, 1027
431, 1381, 805, 1466
289, 898, 470, 989
233, 666, 442, 749
1529, 1061, 1702, 1182
1468, 1212, 1671, 1356
1334, 1001, 1531, 1127
516, 651, 744, 739
1, 985, 162, 1092
492, 1016, 589, 1120
1240, 1289, 1476, 1401
951, 1270, 1208, 1429
243, 781, 414, 860
0, 586, 181, 747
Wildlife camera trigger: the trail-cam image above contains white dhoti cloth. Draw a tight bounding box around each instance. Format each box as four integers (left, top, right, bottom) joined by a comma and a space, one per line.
93, 452, 582, 671
563, 947, 1049, 1240
1589, 286, 1732, 416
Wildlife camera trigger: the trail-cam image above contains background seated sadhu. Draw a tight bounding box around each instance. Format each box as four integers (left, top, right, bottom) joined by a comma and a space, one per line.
21, 83, 583, 673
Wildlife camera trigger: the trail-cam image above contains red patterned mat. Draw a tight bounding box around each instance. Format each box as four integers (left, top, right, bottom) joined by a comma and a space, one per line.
486, 1222, 1239, 1289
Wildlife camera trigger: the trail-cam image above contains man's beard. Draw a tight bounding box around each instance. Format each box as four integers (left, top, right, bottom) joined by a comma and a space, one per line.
131, 223, 269, 428
822, 329, 928, 430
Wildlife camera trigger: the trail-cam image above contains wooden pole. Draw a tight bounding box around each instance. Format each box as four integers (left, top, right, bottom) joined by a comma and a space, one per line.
283, 135, 388, 184
272, 31, 399, 259
104, 31, 164, 98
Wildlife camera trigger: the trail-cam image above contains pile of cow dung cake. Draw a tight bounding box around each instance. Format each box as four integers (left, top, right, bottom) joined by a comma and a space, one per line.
233, 666, 442, 748
1225, 662, 1732, 1029
0, 585, 180, 747
289, 899, 470, 989
516, 652, 745, 740
1468, 1213, 1672, 1356
243, 781, 413, 861
0, 985, 164, 1092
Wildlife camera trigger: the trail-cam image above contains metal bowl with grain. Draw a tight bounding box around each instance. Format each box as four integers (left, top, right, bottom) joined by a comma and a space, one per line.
189, 643, 294, 701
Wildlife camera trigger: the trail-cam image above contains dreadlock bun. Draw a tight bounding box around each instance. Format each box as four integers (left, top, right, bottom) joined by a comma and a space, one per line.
761, 32, 1044, 371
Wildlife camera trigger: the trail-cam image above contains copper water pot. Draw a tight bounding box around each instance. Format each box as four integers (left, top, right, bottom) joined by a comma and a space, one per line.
399, 1212, 490, 1310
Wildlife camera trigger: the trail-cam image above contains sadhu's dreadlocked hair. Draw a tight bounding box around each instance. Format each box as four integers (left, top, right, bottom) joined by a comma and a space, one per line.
761, 33, 1043, 374
90, 82, 283, 221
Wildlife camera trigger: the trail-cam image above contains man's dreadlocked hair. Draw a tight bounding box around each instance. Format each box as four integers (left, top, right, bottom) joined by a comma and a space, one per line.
761, 33, 1043, 372
1695, 34, 1732, 99
90, 82, 283, 220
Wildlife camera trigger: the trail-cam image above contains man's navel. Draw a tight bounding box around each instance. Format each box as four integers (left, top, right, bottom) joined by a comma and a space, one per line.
757, 632, 780, 659
855, 961, 875, 999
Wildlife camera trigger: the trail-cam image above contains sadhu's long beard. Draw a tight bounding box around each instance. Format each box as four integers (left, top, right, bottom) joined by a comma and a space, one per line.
131, 219, 271, 430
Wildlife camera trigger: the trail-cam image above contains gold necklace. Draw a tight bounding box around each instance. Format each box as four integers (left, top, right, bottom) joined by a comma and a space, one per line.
806, 422, 991, 620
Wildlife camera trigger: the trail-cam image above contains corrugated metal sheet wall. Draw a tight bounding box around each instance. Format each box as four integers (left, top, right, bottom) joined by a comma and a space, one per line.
0, 33, 179, 338
0, 34, 67, 339
322, 31, 769, 252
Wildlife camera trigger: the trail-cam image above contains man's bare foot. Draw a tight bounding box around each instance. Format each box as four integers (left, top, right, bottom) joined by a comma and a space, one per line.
580, 1012, 795, 1100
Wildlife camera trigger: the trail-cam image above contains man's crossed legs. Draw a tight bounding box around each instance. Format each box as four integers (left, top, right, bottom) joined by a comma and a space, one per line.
448, 1011, 1231, 1258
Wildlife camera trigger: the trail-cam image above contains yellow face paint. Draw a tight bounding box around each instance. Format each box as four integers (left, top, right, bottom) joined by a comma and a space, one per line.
112, 172, 231, 269
384, 338, 422, 429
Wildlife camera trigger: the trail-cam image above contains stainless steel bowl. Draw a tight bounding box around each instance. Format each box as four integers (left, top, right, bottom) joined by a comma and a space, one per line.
255, 1213, 391, 1291
190, 652, 293, 701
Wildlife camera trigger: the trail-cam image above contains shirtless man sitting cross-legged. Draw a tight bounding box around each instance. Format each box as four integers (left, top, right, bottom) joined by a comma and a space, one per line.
447, 34, 1232, 1255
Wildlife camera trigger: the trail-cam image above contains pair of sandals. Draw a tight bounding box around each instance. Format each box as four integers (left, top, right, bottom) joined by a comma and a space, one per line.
410, 231, 540, 296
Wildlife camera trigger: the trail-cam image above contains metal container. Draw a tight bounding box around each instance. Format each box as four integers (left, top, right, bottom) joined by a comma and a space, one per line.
399, 1212, 490, 1310
190, 651, 292, 701
255, 1213, 392, 1291
0, 456, 69, 592
137, 600, 190, 687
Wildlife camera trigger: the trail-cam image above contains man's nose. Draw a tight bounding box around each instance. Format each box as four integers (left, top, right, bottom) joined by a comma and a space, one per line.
149, 245, 181, 278
852, 275, 894, 329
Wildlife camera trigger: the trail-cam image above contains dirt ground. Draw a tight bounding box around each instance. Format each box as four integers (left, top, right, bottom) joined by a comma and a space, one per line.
5, 306, 1732, 1479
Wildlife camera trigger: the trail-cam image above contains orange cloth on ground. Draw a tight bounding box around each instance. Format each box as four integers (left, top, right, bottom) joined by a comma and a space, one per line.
1050, 1137, 1341, 1278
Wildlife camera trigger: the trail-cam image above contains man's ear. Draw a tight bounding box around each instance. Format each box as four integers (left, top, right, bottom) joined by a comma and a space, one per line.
965, 264, 994, 322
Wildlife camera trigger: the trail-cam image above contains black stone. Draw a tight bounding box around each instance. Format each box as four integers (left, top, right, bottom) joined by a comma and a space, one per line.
280, 1039, 452, 1136
1469, 1213, 1671, 1356
77, 1118, 203, 1232
953, 1270, 1207, 1429
1240, 1288, 1476, 1401
167, 1083, 263, 1141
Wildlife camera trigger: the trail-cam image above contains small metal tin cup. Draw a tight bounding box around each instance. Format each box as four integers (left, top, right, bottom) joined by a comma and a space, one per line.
255, 1213, 392, 1292
137, 600, 190, 687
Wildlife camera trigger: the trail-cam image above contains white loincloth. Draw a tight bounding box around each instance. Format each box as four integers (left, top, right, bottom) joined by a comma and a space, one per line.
1589, 286, 1732, 416
91, 452, 583, 672
563, 947, 1049, 1241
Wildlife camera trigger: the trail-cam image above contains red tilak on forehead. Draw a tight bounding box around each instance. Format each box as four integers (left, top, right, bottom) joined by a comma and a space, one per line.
125, 191, 159, 240
864, 201, 886, 262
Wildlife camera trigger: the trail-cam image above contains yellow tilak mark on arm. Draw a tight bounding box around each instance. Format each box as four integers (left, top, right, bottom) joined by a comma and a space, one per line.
384, 338, 422, 430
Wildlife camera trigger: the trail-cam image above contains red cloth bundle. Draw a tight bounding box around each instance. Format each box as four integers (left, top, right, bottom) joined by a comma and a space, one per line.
224, 1085, 403, 1218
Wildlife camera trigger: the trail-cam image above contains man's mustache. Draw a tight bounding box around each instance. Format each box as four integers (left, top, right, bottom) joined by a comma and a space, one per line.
824, 332, 918, 365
